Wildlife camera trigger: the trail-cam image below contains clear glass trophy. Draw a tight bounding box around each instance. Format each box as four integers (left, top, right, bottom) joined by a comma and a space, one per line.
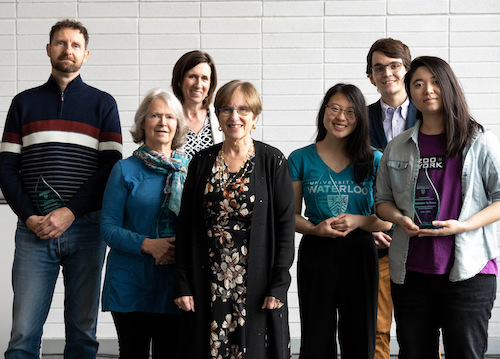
35, 175, 65, 215
413, 168, 440, 229
155, 200, 176, 238
314, 168, 347, 219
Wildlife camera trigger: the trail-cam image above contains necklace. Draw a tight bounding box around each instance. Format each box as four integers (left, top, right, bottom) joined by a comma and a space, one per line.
334, 155, 346, 171
218, 141, 254, 191
327, 152, 348, 172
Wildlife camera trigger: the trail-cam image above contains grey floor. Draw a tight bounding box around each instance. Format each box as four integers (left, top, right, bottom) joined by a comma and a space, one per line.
40, 356, 396, 359
42, 356, 299, 359
38, 356, 500, 359
41, 356, 303, 359
39, 356, 423, 359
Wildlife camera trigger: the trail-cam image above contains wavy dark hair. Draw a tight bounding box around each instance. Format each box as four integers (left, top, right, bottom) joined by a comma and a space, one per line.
171, 50, 217, 109
316, 84, 374, 185
404, 56, 483, 157
366, 37, 411, 76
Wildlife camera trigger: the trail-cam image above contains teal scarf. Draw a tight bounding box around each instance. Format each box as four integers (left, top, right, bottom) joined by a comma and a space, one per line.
133, 144, 190, 215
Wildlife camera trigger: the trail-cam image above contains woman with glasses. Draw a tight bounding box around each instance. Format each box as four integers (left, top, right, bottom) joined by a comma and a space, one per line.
375, 56, 500, 359
171, 50, 223, 157
100, 89, 190, 358
174, 80, 295, 359
289, 84, 392, 358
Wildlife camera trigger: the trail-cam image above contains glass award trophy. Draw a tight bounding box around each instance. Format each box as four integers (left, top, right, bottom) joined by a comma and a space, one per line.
35, 175, 64, 215
413, 168, 440, 229
314, 169, 346, 219
155, 200, 176, 238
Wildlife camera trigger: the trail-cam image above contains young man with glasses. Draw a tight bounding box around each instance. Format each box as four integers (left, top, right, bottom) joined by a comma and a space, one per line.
367, 38, 417, 150
366, 38, 418, 359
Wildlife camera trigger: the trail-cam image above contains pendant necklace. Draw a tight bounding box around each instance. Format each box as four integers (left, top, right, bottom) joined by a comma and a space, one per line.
219, 142, 254, 191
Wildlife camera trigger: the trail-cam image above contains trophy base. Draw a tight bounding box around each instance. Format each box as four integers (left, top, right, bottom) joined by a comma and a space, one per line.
418, 224, 442, 229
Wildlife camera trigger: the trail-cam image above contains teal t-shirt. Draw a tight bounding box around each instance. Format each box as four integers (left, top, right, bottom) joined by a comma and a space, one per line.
289, 144, 382, 225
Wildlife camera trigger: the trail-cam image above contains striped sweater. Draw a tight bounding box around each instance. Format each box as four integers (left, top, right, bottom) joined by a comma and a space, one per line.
0, 75, 122, 222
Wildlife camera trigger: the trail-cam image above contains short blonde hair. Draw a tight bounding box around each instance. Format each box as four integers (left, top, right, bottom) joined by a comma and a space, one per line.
214, 80, 262, 120
130, 88, 189, 149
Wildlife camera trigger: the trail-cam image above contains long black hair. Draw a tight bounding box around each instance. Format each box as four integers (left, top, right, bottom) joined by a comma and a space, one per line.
404, 56, 483, 157
316, 83, 374, 185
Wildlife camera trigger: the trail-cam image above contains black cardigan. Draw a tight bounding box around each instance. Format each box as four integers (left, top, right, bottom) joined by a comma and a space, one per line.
175, 140, 295, 359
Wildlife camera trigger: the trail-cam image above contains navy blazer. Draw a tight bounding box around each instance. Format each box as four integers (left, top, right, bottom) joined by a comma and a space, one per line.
368, 100, 418, 151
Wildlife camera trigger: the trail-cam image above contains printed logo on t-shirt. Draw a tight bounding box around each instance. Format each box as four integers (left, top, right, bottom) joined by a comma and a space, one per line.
418, 155, 445, 170
307, 176, 370, 217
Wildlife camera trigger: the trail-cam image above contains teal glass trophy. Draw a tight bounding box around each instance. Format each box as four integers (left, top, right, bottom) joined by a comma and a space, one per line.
314, 169, 346, 219
155, 200, 176, 238
413, 168, 440, 229
35, 175, 64, 215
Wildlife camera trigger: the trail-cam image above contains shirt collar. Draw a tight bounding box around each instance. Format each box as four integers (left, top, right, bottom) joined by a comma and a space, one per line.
380, 97, 410, 121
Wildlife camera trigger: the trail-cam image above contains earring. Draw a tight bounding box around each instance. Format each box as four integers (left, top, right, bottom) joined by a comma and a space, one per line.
218, 126, 222, 131
252, 124, 256, 130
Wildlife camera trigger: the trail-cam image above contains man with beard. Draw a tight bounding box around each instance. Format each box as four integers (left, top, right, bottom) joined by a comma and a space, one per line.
0, 20, 122, 358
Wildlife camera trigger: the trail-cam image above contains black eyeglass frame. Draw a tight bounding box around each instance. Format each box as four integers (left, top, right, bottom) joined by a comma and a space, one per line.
370, 62, 403, 74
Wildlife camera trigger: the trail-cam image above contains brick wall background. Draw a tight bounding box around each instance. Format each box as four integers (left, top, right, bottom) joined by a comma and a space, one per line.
1, 0, 499, 354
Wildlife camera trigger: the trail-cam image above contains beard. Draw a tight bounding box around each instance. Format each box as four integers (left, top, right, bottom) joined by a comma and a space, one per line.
51, 57, 81, 73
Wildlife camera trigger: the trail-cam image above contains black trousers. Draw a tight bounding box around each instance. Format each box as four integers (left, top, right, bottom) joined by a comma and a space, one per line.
298, 229, 378, 359
392, 271, 496, 359
111, 311, 180, 359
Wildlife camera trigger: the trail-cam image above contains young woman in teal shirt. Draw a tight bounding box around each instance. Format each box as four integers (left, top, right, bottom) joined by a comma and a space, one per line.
289, 84, 391, 359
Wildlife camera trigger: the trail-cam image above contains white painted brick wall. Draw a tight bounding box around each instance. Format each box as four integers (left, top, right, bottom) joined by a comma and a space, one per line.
388, 0, 449, 15
17, 3, 77, 18
451, 0, 500, 14
0, 19, 15, 35
201, 2, 262, 18
139, 2, 201, 18
450, 15, 500, 31
264, 1, 325, 17
139, 18, 199, 34
325, 1, 387, 16
263, 17, 323, 33
0, 3, 16, 18
325, 17, 385, 33
79, 2, 139, 18
1, 0, 500, 355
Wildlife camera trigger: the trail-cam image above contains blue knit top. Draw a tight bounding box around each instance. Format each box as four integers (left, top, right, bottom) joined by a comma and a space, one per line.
101, 156, 188, 314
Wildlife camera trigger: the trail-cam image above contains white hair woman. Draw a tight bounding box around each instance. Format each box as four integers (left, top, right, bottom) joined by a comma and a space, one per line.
100, 88, 190, 358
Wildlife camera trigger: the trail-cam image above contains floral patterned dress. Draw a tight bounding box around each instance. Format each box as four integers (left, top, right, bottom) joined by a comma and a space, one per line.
204, 152, 255, 359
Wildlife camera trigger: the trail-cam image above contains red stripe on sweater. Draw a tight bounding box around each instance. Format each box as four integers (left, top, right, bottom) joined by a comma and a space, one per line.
22, 120, 100, 139
2, 132, 21, 144
100, 131, 123, 144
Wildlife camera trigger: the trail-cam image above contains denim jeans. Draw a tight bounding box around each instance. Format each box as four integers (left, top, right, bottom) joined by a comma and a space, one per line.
392, 271, 496, 359
5, 211, 106, 359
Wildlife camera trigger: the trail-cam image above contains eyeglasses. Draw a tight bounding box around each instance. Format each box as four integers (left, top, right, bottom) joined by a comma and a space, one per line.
371, 62, 403, 74
326, 105, 356, 120
218, 106, 252, 117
